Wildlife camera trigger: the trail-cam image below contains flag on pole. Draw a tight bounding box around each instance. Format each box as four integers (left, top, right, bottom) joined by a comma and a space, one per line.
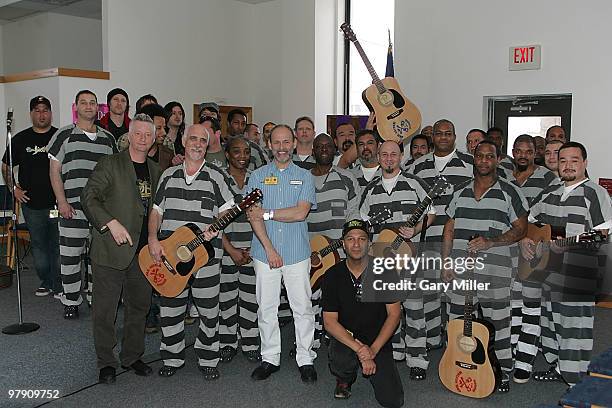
385, 28, 394, 77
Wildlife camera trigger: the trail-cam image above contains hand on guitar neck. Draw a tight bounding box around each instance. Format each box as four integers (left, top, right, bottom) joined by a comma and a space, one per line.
442, 235, 480, 283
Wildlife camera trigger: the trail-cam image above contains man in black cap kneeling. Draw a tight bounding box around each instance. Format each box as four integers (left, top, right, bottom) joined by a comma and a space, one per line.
322, 219, 404, 407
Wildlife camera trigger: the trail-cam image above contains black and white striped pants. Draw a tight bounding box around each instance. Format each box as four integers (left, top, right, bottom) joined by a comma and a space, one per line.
540, 297, 594, 386
59, 211, 92, 306
514, 279, 543, 372
160, 263, 221, 368
219, 260, 259, 352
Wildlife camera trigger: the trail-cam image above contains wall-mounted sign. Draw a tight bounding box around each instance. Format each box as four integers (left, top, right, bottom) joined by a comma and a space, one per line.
509, 45, 541, 71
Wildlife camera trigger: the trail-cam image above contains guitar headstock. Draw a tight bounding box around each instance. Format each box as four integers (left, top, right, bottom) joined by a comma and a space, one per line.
367, 208, 392, 227
340, 23, 357, 43
239, 188, 263, 211
430, 176, 451, 198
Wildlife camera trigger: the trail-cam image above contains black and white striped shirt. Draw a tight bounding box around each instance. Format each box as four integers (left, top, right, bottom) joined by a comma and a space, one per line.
220, 168, 254, 253
307, 166, 361, 240
350, 163, 382, 190
46, 124, 117, 210
507, 165, 560, 206
407, 150, 474, 241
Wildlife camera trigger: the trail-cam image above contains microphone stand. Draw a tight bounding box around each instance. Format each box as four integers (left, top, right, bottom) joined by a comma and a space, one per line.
2, 110, 40, 335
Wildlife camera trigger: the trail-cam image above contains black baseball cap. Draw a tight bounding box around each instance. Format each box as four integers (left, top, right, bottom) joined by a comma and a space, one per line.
342, 219, 370, 239
30, 96, 51, 111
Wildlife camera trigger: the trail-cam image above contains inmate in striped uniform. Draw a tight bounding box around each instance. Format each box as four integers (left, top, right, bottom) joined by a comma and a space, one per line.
407, 150, 474, 349
517, 179, 612, 385
293, 149, 316, 170
445, 177, 528, 378
246, 139, 269, 171
500, 155, 515, 172
508, 166, 561, 349
46, 124, 117, 306
307, 166, 361, 347
218, 168, 259, 354
154, 162, 234, 369
359, 171, 435, 362
350, 163, 381, 190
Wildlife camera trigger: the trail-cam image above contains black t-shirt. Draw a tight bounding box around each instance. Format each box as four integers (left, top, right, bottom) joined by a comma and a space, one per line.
1, 126, 57, 209
106, 119, 128, 142
321, 259, 392, 350
133, 161, 151, 250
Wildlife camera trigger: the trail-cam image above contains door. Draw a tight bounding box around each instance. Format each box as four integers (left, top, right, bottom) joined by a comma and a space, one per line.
487, 94, 572, 154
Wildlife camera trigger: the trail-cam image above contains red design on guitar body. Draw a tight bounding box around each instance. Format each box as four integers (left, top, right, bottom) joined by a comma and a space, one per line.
455, 371, 477, 393
146, 264, 167, 286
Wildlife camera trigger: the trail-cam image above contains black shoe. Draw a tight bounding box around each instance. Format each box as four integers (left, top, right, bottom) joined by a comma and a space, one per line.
410, 367, 426, 381
243, 350, 262, 363
334, 380, 352, 399
513, 368, 530, 384
251, 362, 280, 380
63, 305, 79, 319
158, 364, 184, 377
299, 364, 317, 384
199, 366, 220, 381
497, 379, 510, 393
99, 366, 116, 384
219, 346, 237, 363
122, 360, 152, 376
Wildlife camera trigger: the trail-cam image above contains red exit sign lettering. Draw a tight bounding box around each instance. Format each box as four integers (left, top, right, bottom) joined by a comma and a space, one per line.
509, 45, 541, 71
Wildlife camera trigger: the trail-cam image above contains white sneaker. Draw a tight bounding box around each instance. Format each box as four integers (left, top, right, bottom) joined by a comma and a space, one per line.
35, 287, 52, 297
53, 291, 64, 300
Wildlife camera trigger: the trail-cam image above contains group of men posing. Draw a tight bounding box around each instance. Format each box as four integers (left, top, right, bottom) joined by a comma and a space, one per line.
2, 88, 610, 408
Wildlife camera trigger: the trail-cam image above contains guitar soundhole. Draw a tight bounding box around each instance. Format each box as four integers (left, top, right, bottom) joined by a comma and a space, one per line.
176, 245, 192, 262
377, 91, 394, 106
458, 335, 476, 353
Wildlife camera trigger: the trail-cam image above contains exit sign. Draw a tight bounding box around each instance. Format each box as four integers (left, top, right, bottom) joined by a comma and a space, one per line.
509, 45, 541, 71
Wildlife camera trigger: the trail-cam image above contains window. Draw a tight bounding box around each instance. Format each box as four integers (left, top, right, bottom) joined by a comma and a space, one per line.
345, 0, 395, 115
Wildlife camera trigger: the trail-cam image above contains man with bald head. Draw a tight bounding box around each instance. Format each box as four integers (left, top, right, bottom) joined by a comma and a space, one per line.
360, 140, 436, 378
149, 123, 235, 380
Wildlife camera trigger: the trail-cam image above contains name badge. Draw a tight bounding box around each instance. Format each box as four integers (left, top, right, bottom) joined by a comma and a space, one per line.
264, 176, 278, 185
290, 180, 303, 185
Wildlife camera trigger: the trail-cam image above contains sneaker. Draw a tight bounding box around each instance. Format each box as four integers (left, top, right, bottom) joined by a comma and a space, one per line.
35, 287, 52, 297
219, 346, 237, 363
513, 368, 530, 384
243, 350, 262, 363
199, 366, 220, 381
409, 367, 426, 381
53, 291, 63, 300
334, 380, 351, 399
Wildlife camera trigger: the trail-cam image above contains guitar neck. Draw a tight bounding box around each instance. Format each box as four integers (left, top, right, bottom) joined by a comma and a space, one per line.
189, 204, 243, 249
320, 239, 343, 257
463, 293, 474, 337
352, 39, 386, 94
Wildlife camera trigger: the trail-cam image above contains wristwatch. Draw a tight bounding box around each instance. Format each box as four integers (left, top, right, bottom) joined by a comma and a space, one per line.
263, 210, 275, 221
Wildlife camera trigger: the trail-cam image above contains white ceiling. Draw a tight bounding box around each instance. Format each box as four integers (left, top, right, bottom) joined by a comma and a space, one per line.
0, 0, 100, 24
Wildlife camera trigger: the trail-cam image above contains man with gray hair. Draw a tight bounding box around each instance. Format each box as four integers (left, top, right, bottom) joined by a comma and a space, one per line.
81, 113, 162, 384
149, 123, 235, 380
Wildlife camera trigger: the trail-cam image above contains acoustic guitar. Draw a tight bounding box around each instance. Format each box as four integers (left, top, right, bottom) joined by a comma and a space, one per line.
373, 176, 450, 258
340, 23, 422, 143
138, 189, 263, 297
309, 208, 392, 291
439, 238, 502, 398
517, 223, 606, 281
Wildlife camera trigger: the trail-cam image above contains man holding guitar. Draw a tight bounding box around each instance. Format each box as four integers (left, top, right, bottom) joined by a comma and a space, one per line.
148, 124, 235, 381
307, 133, 361, 348
359, 140, 435, 377
442, 140, 528, 393
519, 141, 611, 386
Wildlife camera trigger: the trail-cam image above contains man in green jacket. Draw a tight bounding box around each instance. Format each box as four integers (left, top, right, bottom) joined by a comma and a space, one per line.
82, 113, 162, 384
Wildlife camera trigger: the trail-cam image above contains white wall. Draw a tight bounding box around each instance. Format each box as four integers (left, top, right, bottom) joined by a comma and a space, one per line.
104, 0, 255, 125
395, 0, 611, 181
47, 13, 103, 71
1, 12, 101, 74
